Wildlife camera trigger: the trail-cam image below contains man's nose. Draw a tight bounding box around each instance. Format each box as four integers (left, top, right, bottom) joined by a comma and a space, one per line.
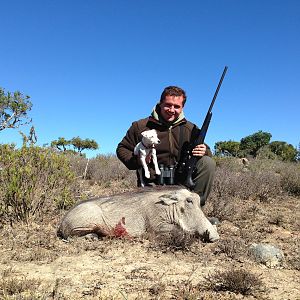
169, 106, 175, 112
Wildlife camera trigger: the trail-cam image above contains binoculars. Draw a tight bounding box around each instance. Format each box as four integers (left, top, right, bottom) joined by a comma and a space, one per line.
157, 164, 175, 185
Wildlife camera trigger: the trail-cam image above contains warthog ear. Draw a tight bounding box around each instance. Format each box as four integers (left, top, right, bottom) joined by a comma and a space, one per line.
157, 193, 179, 205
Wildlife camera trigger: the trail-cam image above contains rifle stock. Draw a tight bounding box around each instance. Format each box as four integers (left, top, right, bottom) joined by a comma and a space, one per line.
177, 66, 228, 189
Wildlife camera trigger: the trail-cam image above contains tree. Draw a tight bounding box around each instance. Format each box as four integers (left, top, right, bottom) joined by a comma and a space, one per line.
239, 130, 272, 157
214, 130, 298, 162
256, 145, 277, 160
214, 140, 240, 157
0, 87, 32, 131
51, 136, 99, 155
19, 126, 38, 146
268, 141, 297, 162
71, 137, 98, 155
51, 137, 71, 152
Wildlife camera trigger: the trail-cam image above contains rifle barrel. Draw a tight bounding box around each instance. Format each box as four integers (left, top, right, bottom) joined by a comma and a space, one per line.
182, 66, 228, 189
207, 66, 228, 114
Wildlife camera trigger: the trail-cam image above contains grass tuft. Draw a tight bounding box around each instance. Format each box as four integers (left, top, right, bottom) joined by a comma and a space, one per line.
204, 268, 264, 295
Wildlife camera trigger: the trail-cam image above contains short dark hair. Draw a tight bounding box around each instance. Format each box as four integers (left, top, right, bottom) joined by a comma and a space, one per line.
160, 86, 187, 106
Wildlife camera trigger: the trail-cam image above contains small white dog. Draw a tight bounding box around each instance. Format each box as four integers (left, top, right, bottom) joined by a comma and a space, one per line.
134, 129, 161, 187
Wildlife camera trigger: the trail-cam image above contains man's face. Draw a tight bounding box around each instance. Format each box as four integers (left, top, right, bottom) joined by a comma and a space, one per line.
159, 95, 184, 123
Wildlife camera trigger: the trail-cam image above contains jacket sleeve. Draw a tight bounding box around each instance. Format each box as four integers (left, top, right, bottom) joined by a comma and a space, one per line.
116, 121, 141, 170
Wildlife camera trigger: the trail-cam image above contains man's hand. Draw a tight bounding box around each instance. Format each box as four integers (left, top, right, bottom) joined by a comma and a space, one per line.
192, 144, 206, 157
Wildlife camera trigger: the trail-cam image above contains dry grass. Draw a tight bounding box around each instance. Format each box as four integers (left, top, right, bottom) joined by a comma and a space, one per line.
0, 268, 43, 299
215, 237, 248, 260
203, 268, 264, 296
147, 226, 199, 253
0, 198, 298, 299
0, 154, 299, 299
69, 154, 136, 189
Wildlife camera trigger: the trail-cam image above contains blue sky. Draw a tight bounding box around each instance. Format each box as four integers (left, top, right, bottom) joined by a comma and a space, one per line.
1, 0, 299, 157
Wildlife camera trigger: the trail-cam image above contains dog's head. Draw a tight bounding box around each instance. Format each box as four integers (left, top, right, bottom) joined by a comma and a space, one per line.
141, 129, 160, 146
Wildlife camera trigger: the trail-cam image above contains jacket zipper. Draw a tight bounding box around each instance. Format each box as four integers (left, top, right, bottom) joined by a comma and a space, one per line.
168, 126, 174, 166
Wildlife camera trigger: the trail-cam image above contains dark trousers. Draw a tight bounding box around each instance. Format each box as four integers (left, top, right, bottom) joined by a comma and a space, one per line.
191, 156, 216, 206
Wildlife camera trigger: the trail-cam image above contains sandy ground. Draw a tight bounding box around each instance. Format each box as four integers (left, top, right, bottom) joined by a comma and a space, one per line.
0, 194, 299, 299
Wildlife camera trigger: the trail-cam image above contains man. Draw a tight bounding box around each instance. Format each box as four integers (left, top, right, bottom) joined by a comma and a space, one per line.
116, 86, 215, 206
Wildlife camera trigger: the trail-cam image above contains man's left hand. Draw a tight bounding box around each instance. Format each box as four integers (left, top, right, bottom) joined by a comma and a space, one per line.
192, 144, 206, 157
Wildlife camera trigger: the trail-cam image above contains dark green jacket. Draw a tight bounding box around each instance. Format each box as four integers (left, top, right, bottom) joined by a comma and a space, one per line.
116, 108, 212, 179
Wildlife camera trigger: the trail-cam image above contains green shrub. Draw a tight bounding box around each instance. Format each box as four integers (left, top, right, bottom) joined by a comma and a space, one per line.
0, 144, 77, 223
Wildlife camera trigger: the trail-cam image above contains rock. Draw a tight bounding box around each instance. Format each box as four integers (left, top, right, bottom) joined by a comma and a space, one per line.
249, 243, 284, 268
208, 217, 221, 225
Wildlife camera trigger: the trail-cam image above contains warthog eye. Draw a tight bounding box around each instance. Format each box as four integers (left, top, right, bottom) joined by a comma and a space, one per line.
186, 197, 193, 203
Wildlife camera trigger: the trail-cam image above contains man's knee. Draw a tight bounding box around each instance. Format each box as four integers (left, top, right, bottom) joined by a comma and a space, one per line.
196, 156, 216, 172
193, 156, 216, 206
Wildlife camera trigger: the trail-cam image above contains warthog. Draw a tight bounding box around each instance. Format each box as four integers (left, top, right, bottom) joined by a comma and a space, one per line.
57, 187, 219, 242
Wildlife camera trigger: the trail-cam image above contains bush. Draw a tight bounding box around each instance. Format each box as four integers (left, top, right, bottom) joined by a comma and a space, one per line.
0, 276, 41, 298
212, 159, 281, 202
204, 268, 264, 295
212, 157, 300, 201
152, 226, 196, 252
279, 163, 300, 196
208, 157, 287, 221
69, 154, 136, 187
216, 238, 248, 260
0, 144, 78, 223
248, 159, 300, 197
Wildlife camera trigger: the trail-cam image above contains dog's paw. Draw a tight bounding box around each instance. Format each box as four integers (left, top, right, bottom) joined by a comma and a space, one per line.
155, 170, 161, 175
144, 171, 150, 178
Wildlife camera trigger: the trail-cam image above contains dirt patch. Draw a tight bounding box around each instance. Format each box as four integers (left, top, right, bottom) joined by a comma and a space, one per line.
0, 194, 299, 299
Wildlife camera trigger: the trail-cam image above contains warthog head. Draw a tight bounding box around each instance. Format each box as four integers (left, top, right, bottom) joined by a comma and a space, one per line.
157, 188, 219, 242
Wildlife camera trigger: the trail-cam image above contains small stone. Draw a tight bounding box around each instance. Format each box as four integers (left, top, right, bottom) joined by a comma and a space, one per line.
84, 233, 99, 241
208, 217, 221, 225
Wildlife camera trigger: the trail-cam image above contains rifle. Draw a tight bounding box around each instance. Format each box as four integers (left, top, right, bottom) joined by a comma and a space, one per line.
176, 66, 228, 189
